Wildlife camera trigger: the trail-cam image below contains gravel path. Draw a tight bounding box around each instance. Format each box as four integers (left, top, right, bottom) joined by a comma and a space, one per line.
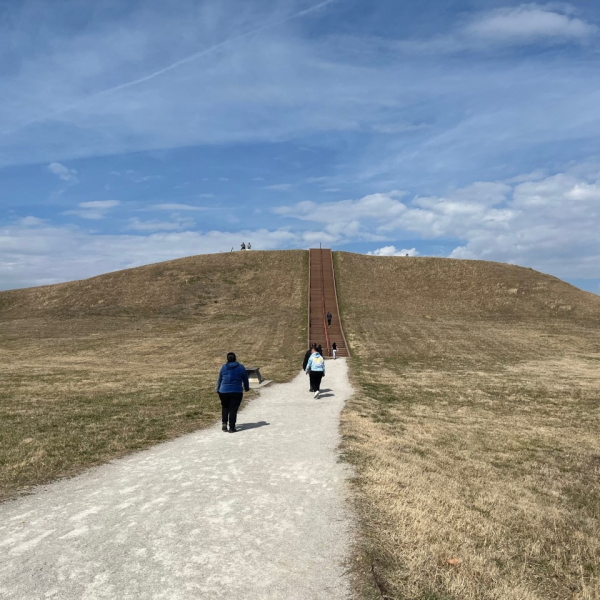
0, 359, 353, 600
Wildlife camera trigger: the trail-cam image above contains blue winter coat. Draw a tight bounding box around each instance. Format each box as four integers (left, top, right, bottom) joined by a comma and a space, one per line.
217, 362, 250, 393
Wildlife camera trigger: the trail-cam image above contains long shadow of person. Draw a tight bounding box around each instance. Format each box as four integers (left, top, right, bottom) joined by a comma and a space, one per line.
237, 421, 270, 431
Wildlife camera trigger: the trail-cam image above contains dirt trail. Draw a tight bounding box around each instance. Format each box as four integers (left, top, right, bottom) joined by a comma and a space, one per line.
0, 360, 353, 600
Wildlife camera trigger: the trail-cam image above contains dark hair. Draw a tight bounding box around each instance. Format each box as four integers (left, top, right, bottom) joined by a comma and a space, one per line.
227, 352, 237, 363
310, 342, 317, 348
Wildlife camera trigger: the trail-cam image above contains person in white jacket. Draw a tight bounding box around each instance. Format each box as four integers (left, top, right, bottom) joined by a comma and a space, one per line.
305, 347, 325, 398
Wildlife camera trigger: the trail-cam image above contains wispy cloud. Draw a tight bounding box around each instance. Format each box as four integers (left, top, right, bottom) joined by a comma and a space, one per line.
152, 203, 207, 211
265, 183, 294, 191
47, 162, 78, 183
463, 5, 598, 43
126, 217, 195, 232
1, 0, 338, 139
64, 200, 120, 220
368, 246, 419, 257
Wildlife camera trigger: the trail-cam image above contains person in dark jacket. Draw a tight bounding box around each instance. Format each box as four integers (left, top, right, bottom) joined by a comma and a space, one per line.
327, 311, 332, 327
216, 352, 250, 433
317, 344, 323, 357
303, 343, 317, 391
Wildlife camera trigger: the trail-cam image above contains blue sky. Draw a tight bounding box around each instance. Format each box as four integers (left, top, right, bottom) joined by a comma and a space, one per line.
1, 0, 600, 293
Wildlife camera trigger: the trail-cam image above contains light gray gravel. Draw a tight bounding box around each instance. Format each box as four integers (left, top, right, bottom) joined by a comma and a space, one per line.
0, 359, 354, 600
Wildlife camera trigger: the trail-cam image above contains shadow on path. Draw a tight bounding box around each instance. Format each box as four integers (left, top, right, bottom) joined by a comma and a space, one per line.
237, 421, 270, 431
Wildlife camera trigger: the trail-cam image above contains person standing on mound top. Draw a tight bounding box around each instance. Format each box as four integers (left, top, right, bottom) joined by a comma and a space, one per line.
216, 352, 250, 433
303, 342, 317, 391
240, 242, 246, 250
306, 346, 325, 399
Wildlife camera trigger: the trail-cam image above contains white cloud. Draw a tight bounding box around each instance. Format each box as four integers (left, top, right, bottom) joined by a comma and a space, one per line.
0, 224, 312, 289
392, 4, 598, 55
266, 183, 294, 191
64, 200, 120, 220
4, 166, 600, 289
368, 246, 419, 257
152, 203, 207, 211
463, 5, 598, 43
47, 162, 78, 183
79, 200, 120, 209
132, 175, 162, 184
19, 216, 45, 226
507, 169, 548, 184
275, 191, 407, 224
127, 217, 195, 232
275, 167, 600, 279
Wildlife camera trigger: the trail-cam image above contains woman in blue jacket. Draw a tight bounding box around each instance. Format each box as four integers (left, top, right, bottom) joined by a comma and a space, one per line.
216, 352, 250, 433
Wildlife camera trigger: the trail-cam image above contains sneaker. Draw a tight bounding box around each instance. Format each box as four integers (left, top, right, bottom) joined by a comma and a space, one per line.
222, 424, 228, 432
229, 427, 237, 433
314, 390, 319, 399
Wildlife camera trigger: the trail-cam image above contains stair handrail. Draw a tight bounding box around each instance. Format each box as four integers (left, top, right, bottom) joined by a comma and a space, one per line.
328, 250, 350, 357
307, 249, 312, 350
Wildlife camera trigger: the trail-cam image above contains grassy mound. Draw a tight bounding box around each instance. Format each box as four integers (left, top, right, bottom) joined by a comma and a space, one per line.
335, 253, 600, 600
0, 250, 307, 501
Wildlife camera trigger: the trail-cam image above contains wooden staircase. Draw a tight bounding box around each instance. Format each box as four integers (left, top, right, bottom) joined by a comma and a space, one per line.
308, 248, 349, 358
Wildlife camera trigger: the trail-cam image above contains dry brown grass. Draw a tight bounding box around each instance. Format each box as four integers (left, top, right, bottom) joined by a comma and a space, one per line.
0, 250, 307, 501
335, 252, 600, 600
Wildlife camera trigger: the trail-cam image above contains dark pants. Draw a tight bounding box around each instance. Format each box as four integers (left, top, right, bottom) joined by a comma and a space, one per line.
327, 318, 332, 326
309, 371, 324, 392
219, 392, 243, 428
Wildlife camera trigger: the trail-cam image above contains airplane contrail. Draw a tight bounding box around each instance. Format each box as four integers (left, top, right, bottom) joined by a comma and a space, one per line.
2, 0, 338, 137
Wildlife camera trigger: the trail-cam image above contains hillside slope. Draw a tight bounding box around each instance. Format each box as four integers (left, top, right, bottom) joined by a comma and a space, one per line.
335, 253, 600, 600
0, 250, 307, 500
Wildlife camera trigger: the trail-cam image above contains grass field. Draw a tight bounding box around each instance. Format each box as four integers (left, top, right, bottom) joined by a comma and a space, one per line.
0, 250, 307, 501
335, 253, 600, 600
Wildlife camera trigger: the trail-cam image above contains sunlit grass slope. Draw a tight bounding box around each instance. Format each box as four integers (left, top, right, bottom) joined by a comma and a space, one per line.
0, 250, 307, 501
335, 253, 600, 600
